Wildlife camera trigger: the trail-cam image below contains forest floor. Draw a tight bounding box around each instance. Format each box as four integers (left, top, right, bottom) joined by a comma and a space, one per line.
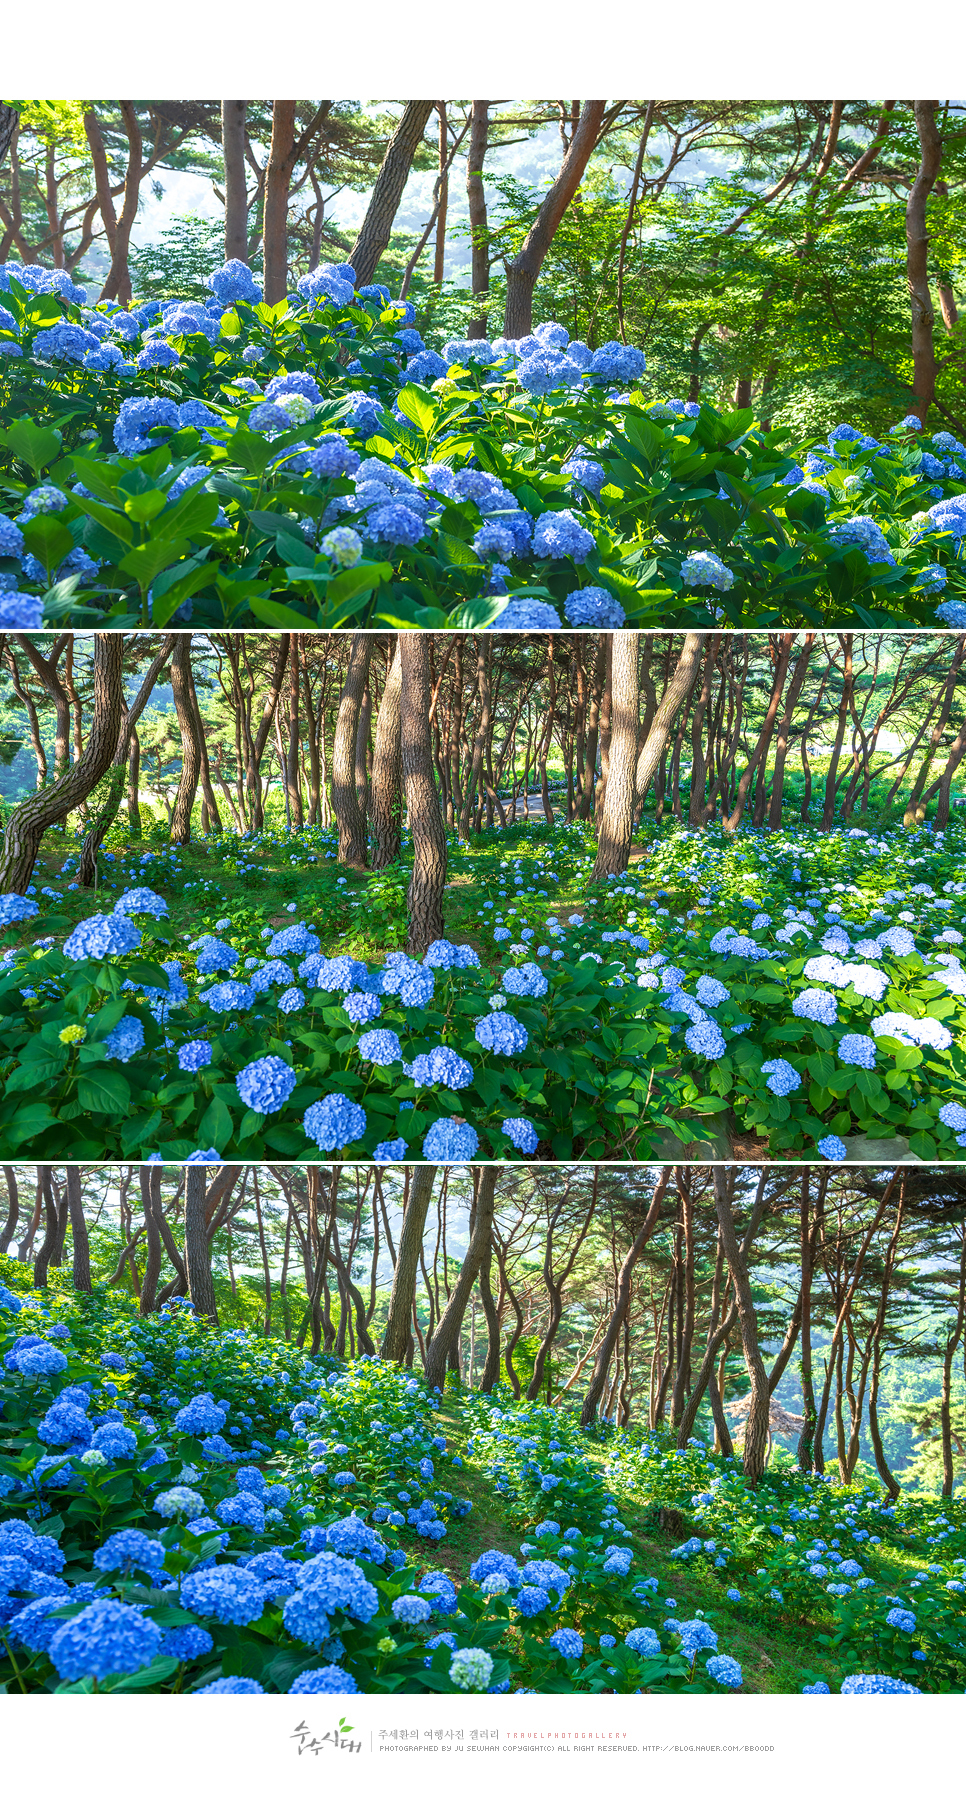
385, 1399, 854, 1696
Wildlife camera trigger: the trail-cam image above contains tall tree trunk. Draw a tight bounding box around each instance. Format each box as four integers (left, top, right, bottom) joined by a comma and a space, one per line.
0, 1166, 19, 1254
593, 633, 639, 878
423, 1168, 498, 1391
723, 633, 793, 834
634, 633, 705, 806
433, 103, 448, 283
466, 102, 490, 337
381, 1164, 438, 1361
767, 635, 815, 829
503, 102, 606, 337
370, 639, 403, 867
263, 101, 297, 303
906, 101, 944, 425
349, 102, 435, 288
0, 634, 125, 893
99, 102, 142, 305
712, 1167, 770, 1487
78, 634, 174, 883
332, 634, 372, 865
184, 1167, 219, 1325
139, 1165, 164, 1316
580, 1171, 668, 1426
33, 1170, 62, 1288
401, 635, 447, 954
169, 635, 202, 845
822, 636, 854, 831
940, 1230, 966, 1498
222, 102, 250, 264
65, 1167, 92, 1293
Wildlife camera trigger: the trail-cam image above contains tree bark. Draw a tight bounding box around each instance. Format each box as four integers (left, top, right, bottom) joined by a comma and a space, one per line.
349, 102, 435, 288
401, 635, 447, 954
580, 1170, 669, 1426
593, 633, 639, 877
370, 639, 403, 866
64, 1167, 92, 1293
169, 635, 202, 845
332, 633, 373, 865
906, 102, 944, 425
634, 633, 705, 806
99, 102, 142, 306
0, 1166, 19, 1255
184, 1166, 219, 1325
222, 102, 250, 264
503, 102, 607, 337
78, 634, 174, 884
466, 102, 490, 337
0, 634, 125, 892
712, 1167, 770, 1487
139, 1165, 164, 1316
424, 1168, 498, 1391
381, 1164, 438, 1361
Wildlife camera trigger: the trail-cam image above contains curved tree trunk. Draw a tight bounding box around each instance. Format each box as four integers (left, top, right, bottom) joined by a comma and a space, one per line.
0, 1166, 19, 1255
423, 1168, 498, 1392
503, 102, 606, 337
184, 1167, 219, 1325
370, 639, 403, 867
349, 102, 436, 288
906, 101, 943, 424
401, 635, 447, 953
332, 633, 373, 865
712, 1167, 770, 1487
634, 633, 705, 809
78, 634, 174, 884
33, 1170, 62, 1289
0, 634, 125, 893
381, 1164, 438, 1361
99, 102, 142, 306
580, 1170, 669, 1426
65, 1167, 92, 1293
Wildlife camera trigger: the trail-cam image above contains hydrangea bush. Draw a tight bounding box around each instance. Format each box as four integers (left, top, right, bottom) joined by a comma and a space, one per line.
1, 1273, 962, 1696
0, 260, 962, 628
3, 808, 966, 1161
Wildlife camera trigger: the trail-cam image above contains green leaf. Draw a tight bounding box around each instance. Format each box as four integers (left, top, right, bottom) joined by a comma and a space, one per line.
118, 538, 192, 587
327, 562, 390, 605
1, 1103, 58, 1146
77, 1068, 132, 1117
0, 417, 62, 475
21, 514, 75, 572
437, 531, 483, 570
395, 385, 438, 433
198, 1096, 234, 1154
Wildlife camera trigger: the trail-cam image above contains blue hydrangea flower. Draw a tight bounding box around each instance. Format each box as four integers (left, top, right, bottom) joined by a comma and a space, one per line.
838, 1034, 877, 1069
422, 1119, 479, 1162
840, 1673, 920, 1695
474, 1012, 529, 1054
181, 1565, 266, 1626
761, 1058, 802, 1097
303, 1093, 367, 1151
409, 1046, 473, 1090
103, 1016, 145, 1063
63, 914, 141, 961
48, 1599, 163, 1682
486, 598, 561, 631
563, 586, 626, 628
502, 962, 548, 999
236, 1055, 296, 1114
501, 1117, 540, 1153
817, 1135, 848, 1161
681, 551, 734, 592
289, 1665, 359, 1694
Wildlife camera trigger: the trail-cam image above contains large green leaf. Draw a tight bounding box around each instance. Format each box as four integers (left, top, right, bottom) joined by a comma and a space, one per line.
77, 1069, 132, 1116
0, 417, 62, 475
